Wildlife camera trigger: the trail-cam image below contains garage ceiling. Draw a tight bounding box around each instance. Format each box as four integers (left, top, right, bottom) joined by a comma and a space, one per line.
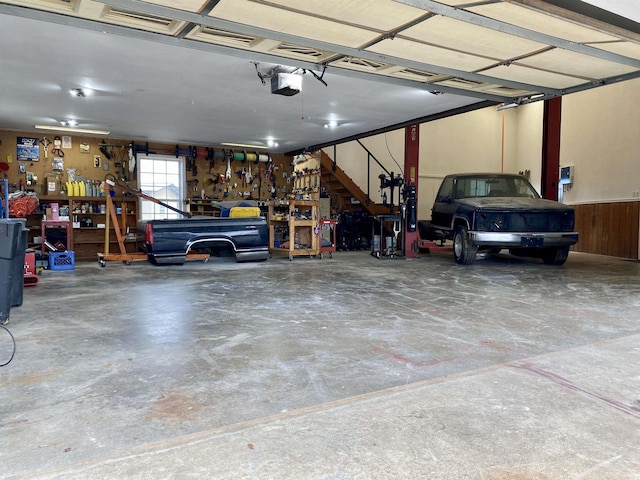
0, 0, 638, 154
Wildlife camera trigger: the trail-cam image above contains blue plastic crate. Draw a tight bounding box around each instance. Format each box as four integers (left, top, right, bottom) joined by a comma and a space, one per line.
49, 251, 75, 270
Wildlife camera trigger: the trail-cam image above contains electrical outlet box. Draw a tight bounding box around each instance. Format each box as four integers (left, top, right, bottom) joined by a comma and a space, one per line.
94, 155, 100, 168
560, 165, 574, 184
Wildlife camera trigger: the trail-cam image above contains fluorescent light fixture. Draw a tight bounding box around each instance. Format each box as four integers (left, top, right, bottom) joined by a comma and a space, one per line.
35, 125, 110, 135
221, 142, 270, 149
496, 102, 519, 111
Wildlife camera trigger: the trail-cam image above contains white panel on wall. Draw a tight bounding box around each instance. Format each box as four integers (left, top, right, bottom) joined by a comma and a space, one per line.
420, 107, 504, 178
510, 102, 543, 194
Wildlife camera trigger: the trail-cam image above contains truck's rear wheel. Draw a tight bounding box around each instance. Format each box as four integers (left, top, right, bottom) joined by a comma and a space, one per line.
453, 225, 477, 265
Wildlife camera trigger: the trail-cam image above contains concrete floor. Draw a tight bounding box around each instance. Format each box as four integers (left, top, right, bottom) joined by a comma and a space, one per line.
2, 250, 640, 479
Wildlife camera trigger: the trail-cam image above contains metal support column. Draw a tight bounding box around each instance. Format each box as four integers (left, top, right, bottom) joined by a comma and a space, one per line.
541, 97, 562, 201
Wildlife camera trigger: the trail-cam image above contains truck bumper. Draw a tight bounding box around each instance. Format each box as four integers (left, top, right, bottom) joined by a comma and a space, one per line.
236, 248, 269, 263
469, 231, 579, 248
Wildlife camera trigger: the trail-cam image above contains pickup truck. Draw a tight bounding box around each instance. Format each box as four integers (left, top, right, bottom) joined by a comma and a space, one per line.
421, 173, 579, 265
138, 214, 269, 266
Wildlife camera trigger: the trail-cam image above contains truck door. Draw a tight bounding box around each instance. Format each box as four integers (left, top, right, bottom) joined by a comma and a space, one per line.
431, 176, 456, 228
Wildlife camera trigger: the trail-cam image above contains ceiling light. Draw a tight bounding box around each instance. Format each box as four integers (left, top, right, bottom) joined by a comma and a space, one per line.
70, 88, 92, 97
266, 139, 279, 148
324, 120, 338, 128
221, 142, 270, 150
35, 125, 110, 135
497, 96, 524, 111
60, 120, 77, 127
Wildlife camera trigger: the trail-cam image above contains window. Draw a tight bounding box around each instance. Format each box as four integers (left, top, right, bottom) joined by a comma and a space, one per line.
452, 175, 540, 199
137, 154, 185, 220
435, 176, 454, 202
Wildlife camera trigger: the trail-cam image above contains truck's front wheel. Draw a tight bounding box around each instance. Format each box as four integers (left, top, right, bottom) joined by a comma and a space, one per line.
453, 225, 477, 265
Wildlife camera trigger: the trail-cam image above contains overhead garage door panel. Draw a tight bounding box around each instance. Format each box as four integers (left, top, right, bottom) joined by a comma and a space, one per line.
468, 2, 621, 44
209, 0, 407, 48
369, 37, 497, 72
400, 15, 548, 60
518, 49, 639, 80
482, 64, 586, 89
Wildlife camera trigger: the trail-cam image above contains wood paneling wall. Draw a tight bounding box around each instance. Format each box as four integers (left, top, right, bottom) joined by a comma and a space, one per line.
573, 202, 639, 259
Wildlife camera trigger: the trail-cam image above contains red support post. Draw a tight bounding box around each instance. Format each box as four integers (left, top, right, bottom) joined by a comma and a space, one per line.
404, 124, 420, 258
541, 97, 562, 200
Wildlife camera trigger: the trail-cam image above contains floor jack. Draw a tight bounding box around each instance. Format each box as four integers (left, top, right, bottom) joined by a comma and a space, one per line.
97, 178, 210, 267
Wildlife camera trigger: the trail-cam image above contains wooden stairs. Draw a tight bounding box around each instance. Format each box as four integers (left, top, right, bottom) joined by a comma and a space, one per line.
319, 150, 389, 216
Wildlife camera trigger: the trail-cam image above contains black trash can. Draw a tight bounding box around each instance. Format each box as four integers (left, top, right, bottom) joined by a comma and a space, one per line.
11, 219, 28, 308
0, 219, 22, 324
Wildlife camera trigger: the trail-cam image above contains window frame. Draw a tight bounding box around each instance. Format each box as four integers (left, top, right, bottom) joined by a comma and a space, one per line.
136, 154, 186, 221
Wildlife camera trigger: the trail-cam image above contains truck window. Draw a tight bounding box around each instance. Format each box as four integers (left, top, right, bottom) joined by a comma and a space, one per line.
435, 177, 454, 202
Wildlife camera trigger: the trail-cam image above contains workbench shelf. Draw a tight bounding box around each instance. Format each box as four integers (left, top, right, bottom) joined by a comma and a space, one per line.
38, 195, 139, 261
267, 200, 319, 260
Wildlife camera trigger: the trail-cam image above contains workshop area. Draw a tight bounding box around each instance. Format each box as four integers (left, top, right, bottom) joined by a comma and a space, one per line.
1, 0, 640, 478
3, 251, 640, 478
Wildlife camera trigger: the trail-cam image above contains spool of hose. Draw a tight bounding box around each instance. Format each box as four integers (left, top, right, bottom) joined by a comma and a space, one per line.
213, 149, 225, 161
258, 154, 270, 163
246, 151, 258, 163
233, 151, 245, 162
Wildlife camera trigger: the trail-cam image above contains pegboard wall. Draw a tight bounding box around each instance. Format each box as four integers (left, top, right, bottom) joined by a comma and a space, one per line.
0, 130, 294, 202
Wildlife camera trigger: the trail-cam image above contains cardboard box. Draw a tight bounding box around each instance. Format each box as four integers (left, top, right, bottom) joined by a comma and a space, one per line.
45, 176, 60, 195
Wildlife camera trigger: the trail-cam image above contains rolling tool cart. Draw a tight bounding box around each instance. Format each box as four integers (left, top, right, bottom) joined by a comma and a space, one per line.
267, 200, 319, 260
318, 219, 336, 259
